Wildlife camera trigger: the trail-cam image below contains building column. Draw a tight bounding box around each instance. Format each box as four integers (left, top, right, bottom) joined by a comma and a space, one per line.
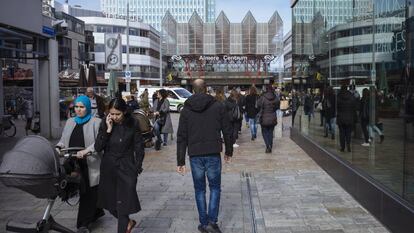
39, 39, 60, 139
33, 60, 40, 113
0, 59, 4, 116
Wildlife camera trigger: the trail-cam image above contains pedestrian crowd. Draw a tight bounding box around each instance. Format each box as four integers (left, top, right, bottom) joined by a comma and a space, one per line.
54, 79, 295, 233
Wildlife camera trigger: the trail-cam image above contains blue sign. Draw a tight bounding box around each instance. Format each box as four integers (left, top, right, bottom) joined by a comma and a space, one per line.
125, 71, 131, 78
42, 26, 55, 37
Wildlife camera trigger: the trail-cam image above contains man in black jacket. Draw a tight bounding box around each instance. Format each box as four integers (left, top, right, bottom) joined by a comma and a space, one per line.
176, 79, 233, 233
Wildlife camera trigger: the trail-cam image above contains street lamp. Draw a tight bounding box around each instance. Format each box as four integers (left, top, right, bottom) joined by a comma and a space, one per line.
125, 3, 135, 92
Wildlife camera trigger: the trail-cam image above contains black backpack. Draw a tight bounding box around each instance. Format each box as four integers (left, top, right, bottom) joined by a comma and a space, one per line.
231, 103, 242, 121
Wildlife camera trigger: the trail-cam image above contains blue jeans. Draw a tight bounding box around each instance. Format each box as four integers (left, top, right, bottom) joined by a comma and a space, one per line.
261, 125, 275, 148
190, 155, 222, 226
249, 118, 257, 137
325, 117, 336, 136
154, 120, 163, 142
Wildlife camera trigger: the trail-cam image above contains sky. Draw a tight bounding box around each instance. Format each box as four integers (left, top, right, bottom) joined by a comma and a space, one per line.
57, 0, 292, 36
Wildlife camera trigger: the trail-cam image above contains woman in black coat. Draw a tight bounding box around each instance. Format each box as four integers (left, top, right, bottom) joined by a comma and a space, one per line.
95, 98, 145, 233
225, 89, 242, 148
257, 86, 279, 153
245, 86, 259, 140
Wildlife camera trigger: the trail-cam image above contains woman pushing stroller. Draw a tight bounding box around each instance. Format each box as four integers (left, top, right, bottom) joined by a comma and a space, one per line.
56, 95, 105, 232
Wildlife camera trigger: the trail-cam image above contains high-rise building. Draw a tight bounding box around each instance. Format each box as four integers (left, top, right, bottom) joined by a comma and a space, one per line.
100, 0, 216, 31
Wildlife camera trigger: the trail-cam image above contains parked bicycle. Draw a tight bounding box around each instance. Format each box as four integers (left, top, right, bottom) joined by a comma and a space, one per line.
1, 115, 17, 137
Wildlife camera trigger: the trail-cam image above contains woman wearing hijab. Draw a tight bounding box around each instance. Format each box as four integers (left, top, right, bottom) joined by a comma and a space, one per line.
95, 98, 145, 233
56, 95, 104, 231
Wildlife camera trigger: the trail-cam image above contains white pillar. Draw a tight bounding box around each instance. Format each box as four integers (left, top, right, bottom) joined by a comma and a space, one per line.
0, 59, 4, 116
39, 39, 60, 139
33, 60, 40, 113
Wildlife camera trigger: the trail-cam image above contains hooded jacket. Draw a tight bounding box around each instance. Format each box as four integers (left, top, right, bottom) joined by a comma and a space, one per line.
257, 91, 279, 127
337, 90, 357, 125
177, 93, 233, 166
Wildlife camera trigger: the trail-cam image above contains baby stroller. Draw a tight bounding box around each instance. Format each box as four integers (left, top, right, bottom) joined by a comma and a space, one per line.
0, 136, 86, 233
133, 109, 154, 148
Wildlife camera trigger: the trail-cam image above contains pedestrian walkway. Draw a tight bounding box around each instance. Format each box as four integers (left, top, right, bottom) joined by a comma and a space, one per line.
0, 114, 389, 232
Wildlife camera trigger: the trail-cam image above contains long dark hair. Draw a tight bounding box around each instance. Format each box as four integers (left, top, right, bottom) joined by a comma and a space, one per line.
159, 89, 168, 99
108, 98, 128, 113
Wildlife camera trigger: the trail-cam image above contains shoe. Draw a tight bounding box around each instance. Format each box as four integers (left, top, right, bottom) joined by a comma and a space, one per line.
77, 227, 90, 233
331, 134, 335, 140
251, 136, 254, 141
380, 135, 384, 144
155, 140, 161, 150
198, 224, 209, 233
323, 134, 328, 138
126, 220, 136, 233
265, 147, 271, 153
347, 145, 351, 152
163, 142, 167, 146
361, 142, 370, 147
340, 148, 345, 152
233, 144, 239, 148
206, 223, 222, 233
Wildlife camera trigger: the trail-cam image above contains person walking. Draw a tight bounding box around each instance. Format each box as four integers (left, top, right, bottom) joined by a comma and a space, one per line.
86, 87, 106, 118
176, 79, 233, 233
360, 88, 384, 146
56, 95, 104, 232
290, 89, 300, 127
245, 86, 259, 140
257, 86, 279, 153
126, 95, 139, 113
323, 87, 336, 140
95, 98, 144, 233
337, 85, 357, 152
225, 89, 243, 148
304, 90, 314, 123
152, 89, 173, 148
139, 88, 150, 112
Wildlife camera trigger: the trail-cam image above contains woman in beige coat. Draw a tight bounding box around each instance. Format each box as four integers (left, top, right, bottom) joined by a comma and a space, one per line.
56, 95, 104, 231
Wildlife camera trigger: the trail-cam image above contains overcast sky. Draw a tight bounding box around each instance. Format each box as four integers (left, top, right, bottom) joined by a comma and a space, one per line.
57, 0, 291, 36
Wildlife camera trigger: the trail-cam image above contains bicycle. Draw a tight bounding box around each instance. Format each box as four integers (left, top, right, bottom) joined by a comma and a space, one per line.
1, 115, 17, 137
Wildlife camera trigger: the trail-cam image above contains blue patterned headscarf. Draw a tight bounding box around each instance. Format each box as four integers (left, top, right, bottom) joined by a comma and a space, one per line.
74, 95, 92, 124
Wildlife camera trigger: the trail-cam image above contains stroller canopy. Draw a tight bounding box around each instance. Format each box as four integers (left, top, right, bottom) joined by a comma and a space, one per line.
0, 136, 61, 198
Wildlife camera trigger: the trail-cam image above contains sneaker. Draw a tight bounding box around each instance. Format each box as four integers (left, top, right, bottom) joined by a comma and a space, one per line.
198, 224, 209, 233
233, 143, 239, 148
361, 142, 370, 147
206, 223, 222, 233
163, 142, 167, 146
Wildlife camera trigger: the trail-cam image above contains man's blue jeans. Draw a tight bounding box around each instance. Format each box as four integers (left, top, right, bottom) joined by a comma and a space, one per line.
249, 118, 257, 137
190, 155, 222, 227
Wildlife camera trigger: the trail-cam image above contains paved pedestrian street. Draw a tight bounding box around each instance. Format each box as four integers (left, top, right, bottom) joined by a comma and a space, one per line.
0, 115, 389, 233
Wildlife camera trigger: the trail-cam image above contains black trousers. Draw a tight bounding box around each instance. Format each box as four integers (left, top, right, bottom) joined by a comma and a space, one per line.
261, 125, 275, 148
291, 111, 297, 127
77, 186, 104, 228
361, 118, 369, 143
233, 121, 241, 143
109, 210, 130, 233
338, 124, 353, 150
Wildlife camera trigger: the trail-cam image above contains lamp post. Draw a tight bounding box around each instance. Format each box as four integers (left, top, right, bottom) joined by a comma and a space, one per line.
160, 28, 163, 87
125, 3, 134, 92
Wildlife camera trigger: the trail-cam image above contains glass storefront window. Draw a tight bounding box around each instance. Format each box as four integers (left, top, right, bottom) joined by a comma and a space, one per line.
292, 0, 414, 205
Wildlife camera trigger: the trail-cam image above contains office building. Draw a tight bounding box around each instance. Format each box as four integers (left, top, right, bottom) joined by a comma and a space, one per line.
100, 0, 216, 31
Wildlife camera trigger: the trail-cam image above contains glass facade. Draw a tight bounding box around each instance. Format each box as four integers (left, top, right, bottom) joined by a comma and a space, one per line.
162, 11, 283, 56
101, 0, 216, 31
292, 0, 414, 205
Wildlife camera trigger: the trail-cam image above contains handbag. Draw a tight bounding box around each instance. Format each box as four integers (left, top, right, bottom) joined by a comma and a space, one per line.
280, 100, 289, 110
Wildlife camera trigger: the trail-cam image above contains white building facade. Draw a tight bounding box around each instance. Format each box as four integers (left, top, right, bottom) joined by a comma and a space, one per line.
100, 0, 216, 31
78, 17, 162, 80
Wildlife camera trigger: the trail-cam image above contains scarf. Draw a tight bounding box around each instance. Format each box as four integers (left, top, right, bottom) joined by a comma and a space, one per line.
74, 95, 92, 125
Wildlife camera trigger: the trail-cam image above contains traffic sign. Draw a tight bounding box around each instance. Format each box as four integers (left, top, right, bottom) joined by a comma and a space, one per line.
125, 70, 131, 78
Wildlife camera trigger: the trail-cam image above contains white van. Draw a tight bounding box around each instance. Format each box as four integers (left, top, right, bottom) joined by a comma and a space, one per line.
137, 86, 192, 112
